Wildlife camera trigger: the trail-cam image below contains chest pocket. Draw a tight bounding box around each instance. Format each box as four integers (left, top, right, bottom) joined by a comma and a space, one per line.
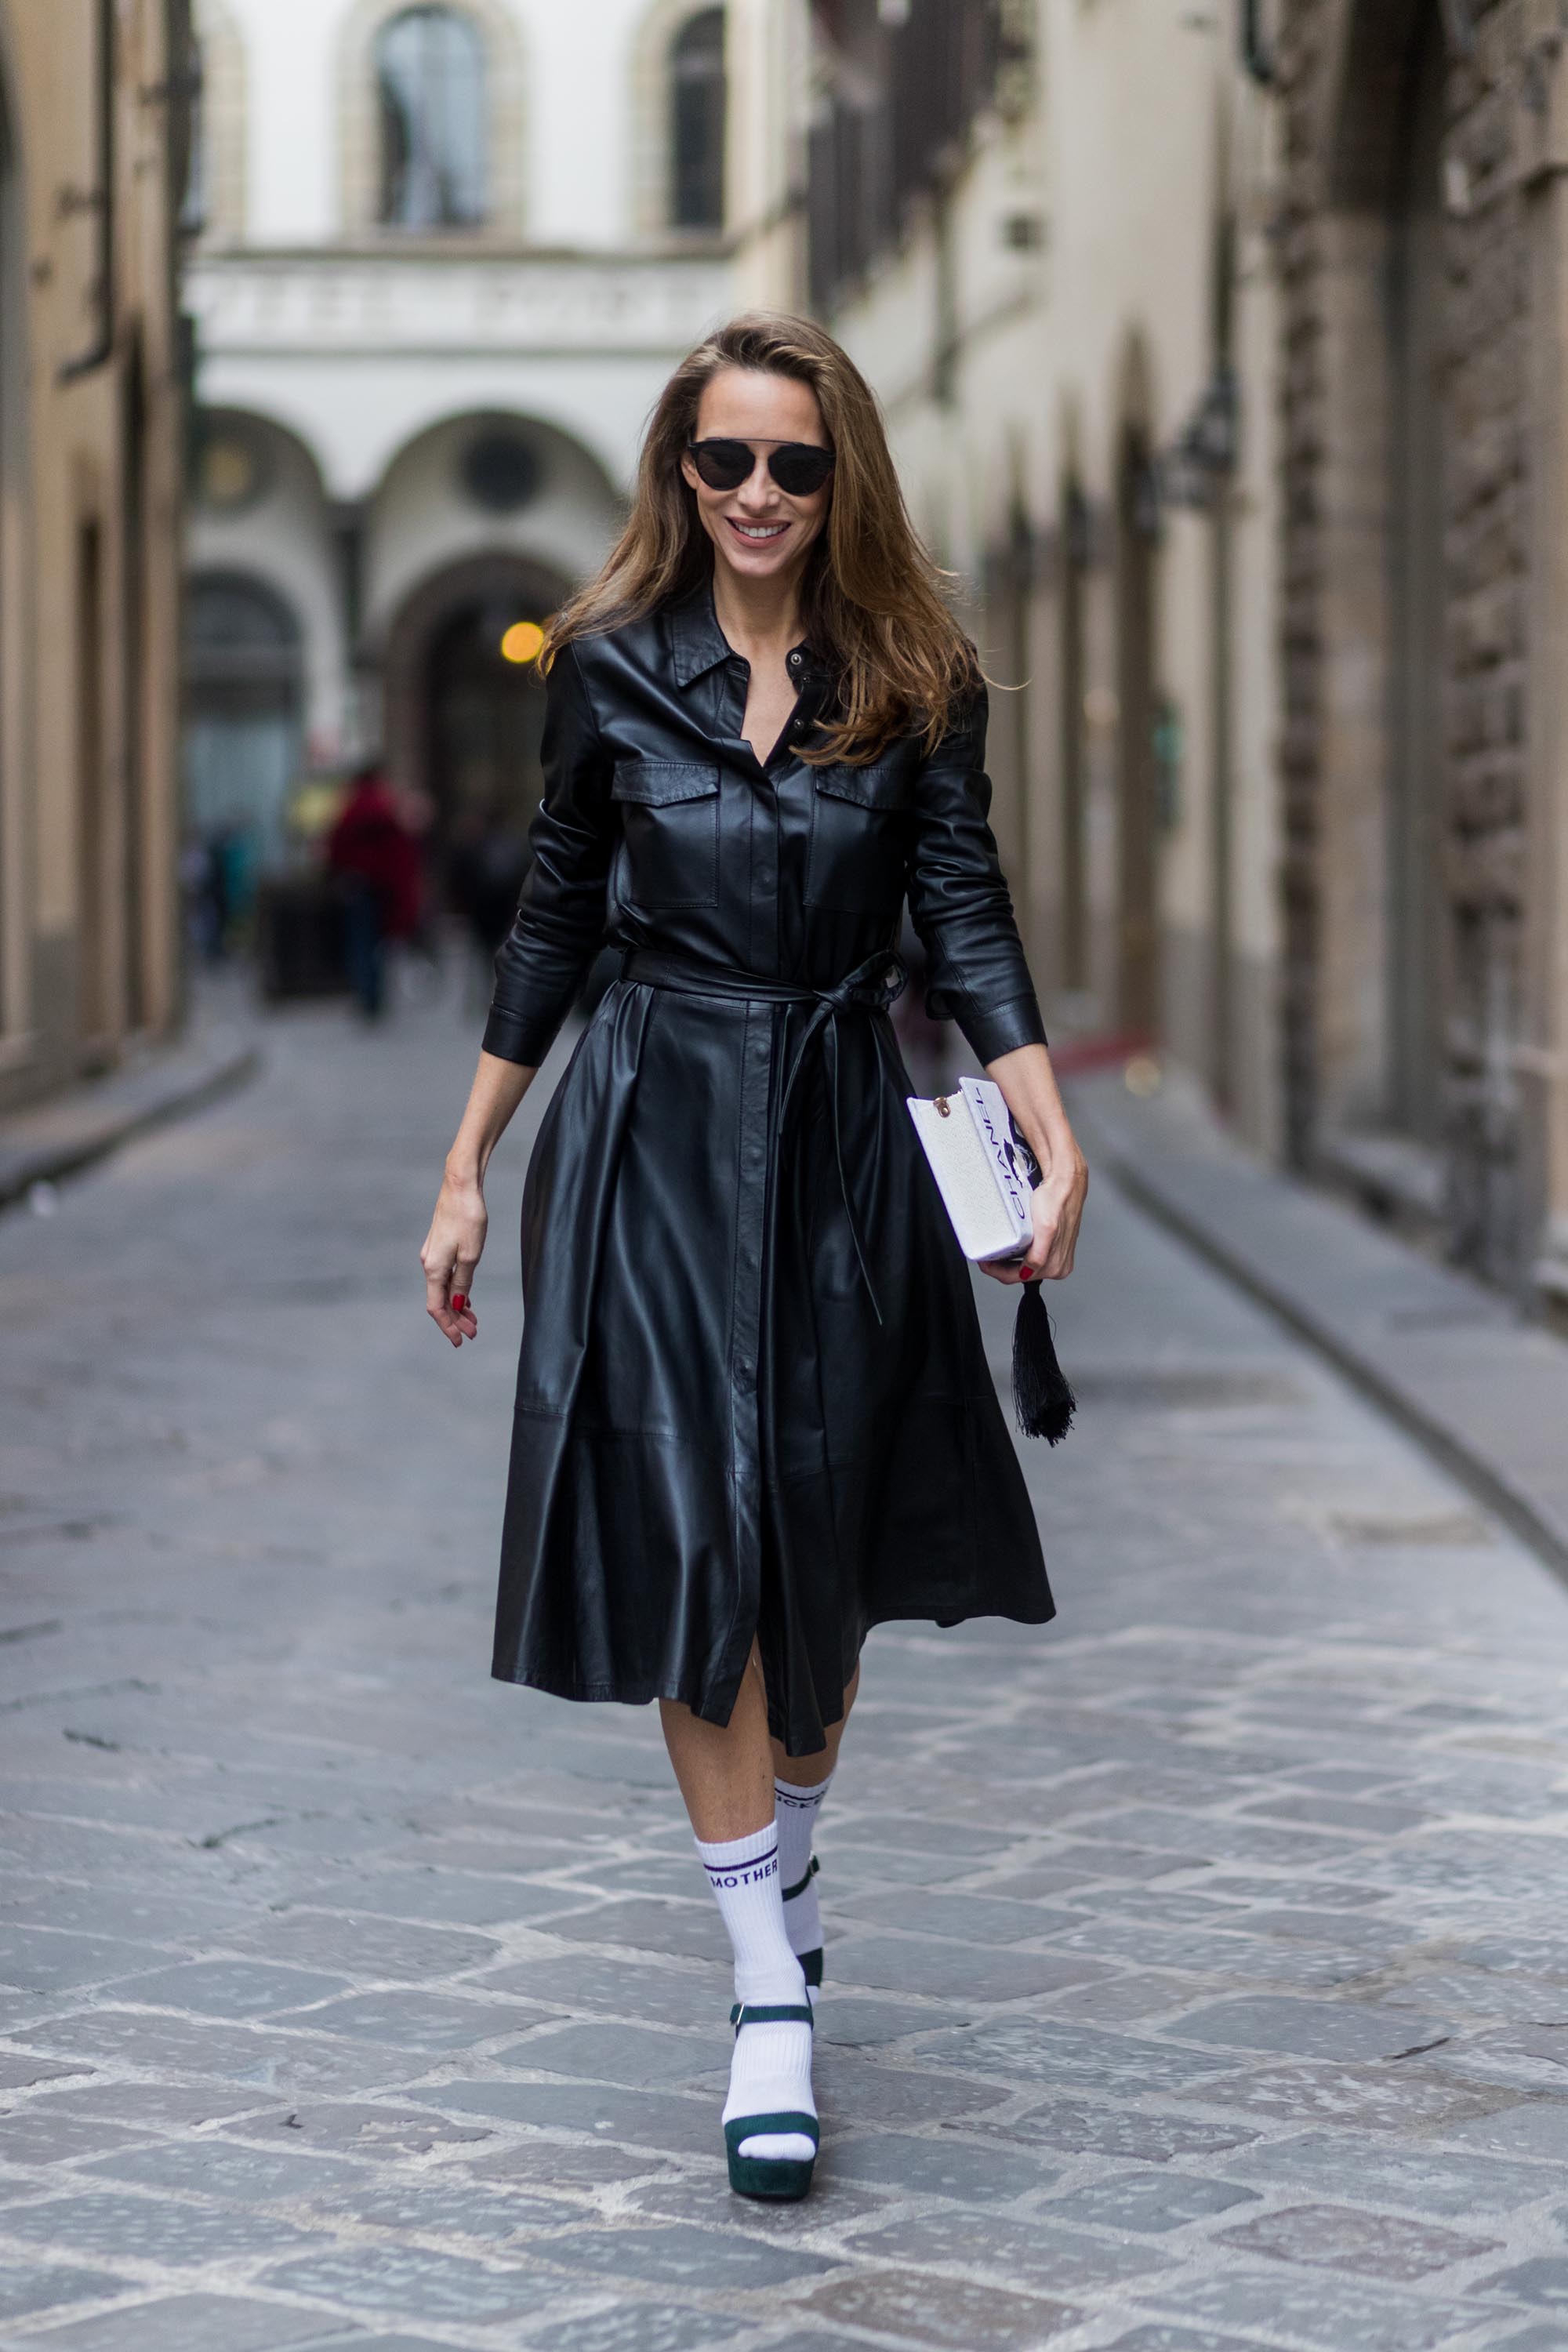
612, 760, 720, 909
805, 760, 912, 914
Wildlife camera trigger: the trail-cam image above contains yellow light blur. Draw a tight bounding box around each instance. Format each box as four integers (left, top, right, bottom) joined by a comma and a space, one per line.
500, 619, 545, 666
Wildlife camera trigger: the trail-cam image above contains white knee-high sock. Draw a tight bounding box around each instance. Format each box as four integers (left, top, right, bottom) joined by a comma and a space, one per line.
695, 1824, 815, 2165
775, 1771, 833, 1974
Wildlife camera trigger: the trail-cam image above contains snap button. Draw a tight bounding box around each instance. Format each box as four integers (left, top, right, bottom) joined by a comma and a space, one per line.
788, 651, 802, 668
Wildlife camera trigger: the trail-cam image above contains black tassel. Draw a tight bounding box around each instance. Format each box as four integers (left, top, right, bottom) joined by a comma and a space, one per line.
1012, 1279, 1076, 1444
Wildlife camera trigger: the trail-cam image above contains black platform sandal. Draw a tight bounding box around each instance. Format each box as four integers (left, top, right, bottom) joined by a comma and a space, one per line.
724, 2000, 818, 2201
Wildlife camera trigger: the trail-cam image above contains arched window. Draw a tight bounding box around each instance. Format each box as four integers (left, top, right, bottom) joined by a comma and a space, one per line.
189, 0, 249, 243
376, 5, 486, 231
670, 8, 725, 232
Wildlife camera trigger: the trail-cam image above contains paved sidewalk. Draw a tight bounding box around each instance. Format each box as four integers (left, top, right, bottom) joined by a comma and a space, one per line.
2, 985, 1568, 2350
0, 997, 259, 1215
1069, 1066, 1568, 1577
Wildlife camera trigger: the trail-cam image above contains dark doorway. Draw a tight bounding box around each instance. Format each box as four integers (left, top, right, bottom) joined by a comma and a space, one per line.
1059, 479, 1090, 992
423, 596, 548, 846
121, 330, 148, 1027
0, 56, 21, 1038
996, 494, 1033, 952
419, 596, 550, 964
383, 557, 570, 940
1386, 16, 1446, 1141
182, 572, 303, 872
1116, 430, 1160, 1038
77, 517, 109, 1040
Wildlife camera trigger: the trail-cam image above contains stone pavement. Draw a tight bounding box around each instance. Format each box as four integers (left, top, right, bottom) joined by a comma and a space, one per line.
0, 1001, 257, 1214
3, 980, 1568, 2352
1069, 1067, 1568, 1576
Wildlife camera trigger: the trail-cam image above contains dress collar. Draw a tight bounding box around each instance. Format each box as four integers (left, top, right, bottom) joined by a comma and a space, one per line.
667, 583, 821, 689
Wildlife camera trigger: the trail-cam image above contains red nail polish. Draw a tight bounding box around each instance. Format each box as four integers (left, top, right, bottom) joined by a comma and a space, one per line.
452, 1293, 467, 1311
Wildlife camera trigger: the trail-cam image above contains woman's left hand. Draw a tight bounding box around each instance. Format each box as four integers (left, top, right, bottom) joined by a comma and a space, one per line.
978, 1041, 1089, 1288
980, 1134, 1088, 1286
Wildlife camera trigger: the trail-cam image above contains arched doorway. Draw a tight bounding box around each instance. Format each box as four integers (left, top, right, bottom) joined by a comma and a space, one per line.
1116, 426, 1160, 1039
1058, 476, 1090, 995
1285, 0, 1461, 1185
1387, 14, 1446, 1142
381, 552, 572, 910
182, 572, 303, 876
0, 42, 23, 1040
426, 593, 546, 830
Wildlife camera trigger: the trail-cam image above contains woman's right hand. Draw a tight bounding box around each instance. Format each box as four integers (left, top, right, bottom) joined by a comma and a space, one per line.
421, 1049, 534, 1348
422, 1170, 487, 1347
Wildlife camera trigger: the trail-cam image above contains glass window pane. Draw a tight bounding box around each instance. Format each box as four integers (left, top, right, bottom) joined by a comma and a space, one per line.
377, 6, 487, 230
185, 574, 299, 658
183, 575, 303, 871
670, 8, 725, 231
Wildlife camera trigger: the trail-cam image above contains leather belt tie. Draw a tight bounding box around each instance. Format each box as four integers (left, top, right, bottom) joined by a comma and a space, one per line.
621, 946, 907, 1325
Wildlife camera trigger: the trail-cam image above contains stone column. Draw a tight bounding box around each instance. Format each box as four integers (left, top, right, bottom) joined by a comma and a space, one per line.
1519, 54, 1568, 1315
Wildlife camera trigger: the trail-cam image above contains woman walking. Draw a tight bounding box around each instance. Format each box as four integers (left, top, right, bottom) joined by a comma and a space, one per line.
420, 314, 1087, 2201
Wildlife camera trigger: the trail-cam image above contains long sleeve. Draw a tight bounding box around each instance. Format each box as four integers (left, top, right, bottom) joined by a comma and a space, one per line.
482, 644, 616, 1065
906, 685, 1047, 1064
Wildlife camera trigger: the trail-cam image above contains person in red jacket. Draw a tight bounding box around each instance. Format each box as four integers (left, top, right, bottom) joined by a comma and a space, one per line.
326, 764, 422, 1018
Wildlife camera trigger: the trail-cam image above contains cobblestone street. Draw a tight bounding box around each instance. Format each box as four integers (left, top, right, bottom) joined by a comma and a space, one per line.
5, 983, 1568, 2351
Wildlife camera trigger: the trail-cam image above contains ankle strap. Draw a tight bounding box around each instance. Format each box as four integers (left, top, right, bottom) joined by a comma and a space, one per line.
781, 1853, 820, 1904
731, 2001, 815, 2033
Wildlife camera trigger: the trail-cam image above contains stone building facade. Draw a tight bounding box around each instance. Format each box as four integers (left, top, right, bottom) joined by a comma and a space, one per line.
181, 0, 802, 876
793, 0, 1568, 1306
798, 0, 1287, 1153
1276, 0, 1568, 1302
0, 0, 194, 1111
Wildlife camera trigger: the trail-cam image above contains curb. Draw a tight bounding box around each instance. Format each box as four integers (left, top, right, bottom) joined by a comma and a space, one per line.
1070, 1076, 1568, 1591
0, 1035, 262, 1215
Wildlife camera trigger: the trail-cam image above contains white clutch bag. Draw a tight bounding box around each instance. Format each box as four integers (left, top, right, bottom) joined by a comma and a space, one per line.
906, 1074, 1077, 1445
906, 1076, 1038, 1262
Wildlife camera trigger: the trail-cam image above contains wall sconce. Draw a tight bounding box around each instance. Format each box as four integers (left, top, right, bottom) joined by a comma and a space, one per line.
1128, 457, 1165, 544
1160, 364, 1240, 510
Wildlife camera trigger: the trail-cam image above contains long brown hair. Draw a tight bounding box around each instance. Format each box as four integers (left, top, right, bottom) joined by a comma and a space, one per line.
543, 312, 978, 764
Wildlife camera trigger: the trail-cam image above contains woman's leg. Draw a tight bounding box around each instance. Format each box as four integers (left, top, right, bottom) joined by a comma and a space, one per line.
660, 1649, 817, 2185
771, 1664, 859, 1987
659, 1644, 775, 1842
771, 1661, 860, 1788
658, 1653, 862, 1828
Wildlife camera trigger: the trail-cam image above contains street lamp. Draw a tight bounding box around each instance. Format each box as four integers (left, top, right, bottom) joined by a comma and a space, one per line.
500, 620, 545, 666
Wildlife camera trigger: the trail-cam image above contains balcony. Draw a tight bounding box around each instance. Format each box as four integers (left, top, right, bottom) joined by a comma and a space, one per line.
186, 247, 735, 361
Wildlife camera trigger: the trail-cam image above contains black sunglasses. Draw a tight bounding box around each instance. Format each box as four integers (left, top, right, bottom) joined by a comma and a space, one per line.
688, 437, 836, 497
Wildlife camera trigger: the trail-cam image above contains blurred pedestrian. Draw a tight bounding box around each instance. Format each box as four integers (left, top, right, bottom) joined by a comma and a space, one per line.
394, 785, 445, 1000
445, 805, 531, 1013
181, 833, 223, 961
326, 763, 422, 1020
419, 314, 1087, 2201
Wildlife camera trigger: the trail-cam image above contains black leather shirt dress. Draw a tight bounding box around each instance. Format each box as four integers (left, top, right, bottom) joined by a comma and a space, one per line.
483, 586, 1054, 1755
